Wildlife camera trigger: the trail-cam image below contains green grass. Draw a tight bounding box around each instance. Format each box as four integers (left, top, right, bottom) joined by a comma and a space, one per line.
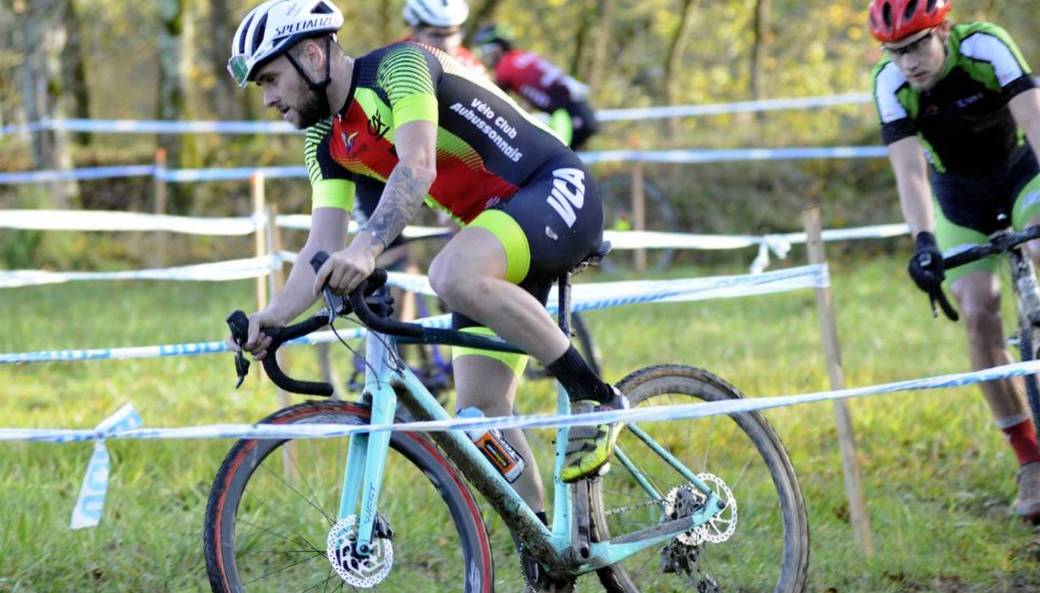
2, 255, 1040, 592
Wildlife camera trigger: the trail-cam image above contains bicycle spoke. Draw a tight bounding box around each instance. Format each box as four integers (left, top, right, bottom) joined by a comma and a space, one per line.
237, 516, 326, 554
243, 553, 325, 586
205, 402, 492, 592
255, 453, 336, 526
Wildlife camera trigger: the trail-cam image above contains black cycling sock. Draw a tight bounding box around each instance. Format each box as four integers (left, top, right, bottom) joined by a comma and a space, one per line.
546, 345, 613, 404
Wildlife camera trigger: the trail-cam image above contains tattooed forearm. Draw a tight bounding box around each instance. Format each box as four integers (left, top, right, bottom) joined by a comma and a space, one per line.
365, 164, 435, 250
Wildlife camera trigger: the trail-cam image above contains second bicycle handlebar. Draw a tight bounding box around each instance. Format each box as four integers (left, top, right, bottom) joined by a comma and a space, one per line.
930, 224, 1040, 322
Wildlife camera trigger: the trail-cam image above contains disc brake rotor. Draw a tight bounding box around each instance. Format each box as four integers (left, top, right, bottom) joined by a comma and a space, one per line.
326, 515, 394, 587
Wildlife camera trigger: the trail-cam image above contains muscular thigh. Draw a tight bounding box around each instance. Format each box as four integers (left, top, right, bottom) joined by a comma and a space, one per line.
449, 152, 604, 327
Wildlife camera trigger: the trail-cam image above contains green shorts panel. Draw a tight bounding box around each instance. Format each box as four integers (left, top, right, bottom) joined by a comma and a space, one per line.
467, 209, 531, 284
1012, 173, 1040, 229
934, 203, 998, 285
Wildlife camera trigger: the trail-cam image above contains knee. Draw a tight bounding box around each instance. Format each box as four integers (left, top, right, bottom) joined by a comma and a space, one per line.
429, 253, 481, 310
958, 295, 1002, 336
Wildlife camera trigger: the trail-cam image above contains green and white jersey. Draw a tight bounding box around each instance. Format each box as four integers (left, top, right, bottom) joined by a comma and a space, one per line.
871, 22, 1035, 174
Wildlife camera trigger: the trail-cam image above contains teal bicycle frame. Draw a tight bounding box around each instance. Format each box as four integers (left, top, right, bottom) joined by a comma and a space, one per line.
335, 313, 726, 575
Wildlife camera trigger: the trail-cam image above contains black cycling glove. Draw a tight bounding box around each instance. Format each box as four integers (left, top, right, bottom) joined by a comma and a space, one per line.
907, 231, 945, 293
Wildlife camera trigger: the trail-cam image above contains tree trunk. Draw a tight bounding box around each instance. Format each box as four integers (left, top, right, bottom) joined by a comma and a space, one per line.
750, 0, 772, 101
61, 0, 91, 145
584, 0, 616, 92
664, 0, 698, 139
18, 0, 77, 206
463, 0, 504, 45
157, 0, 197, 213
206, 0, 237, 121
379, 0, 394, 48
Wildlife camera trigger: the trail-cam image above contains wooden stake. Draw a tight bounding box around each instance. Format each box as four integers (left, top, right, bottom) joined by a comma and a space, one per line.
252, 172, 268, 312
632, 162, 647, 273
802, 205, 874, 556
152, 148, 168, 267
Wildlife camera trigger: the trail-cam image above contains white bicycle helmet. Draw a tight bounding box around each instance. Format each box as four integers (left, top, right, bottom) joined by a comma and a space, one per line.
402, 0, 469, 28
228, 0, 344, 88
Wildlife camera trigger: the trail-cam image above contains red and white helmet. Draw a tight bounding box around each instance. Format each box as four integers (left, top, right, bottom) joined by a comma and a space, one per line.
228, 0, 343, 87
868, 0, 951, 43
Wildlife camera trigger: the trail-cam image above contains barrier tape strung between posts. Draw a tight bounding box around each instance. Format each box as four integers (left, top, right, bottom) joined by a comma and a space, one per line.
0, 145, 891, 185
6, 82, 1032, 137
0, 93, 877, 137
0, 255, 283, 288
0, 210, 447, 239
0, 265, 827, 365
0, 209, 909, 284
10, 354, 1040, 529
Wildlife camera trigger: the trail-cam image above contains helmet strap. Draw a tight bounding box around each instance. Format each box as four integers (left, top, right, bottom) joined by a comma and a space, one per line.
284, 36, 335, 117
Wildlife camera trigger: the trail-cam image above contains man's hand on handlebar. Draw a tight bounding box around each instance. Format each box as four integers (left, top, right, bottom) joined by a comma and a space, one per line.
224, 309, 282, 361
907, 231, 945, 293
312, 236, 379, 298
907, 231, 960, 321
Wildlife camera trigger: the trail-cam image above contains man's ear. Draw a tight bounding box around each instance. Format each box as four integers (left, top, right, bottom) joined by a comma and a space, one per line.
937, 18, 953, 39
302, 38, 327, 72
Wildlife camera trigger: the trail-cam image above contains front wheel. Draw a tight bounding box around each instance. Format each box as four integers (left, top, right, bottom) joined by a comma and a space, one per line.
589, 365, 809, 593
203, 400, 494, 593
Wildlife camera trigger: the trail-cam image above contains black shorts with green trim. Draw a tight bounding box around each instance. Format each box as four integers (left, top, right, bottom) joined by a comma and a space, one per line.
933, 144, 1040, 283
452, 151, 604, 329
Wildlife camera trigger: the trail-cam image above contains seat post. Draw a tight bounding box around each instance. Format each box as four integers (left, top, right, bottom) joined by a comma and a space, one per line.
557, 272, 572, 337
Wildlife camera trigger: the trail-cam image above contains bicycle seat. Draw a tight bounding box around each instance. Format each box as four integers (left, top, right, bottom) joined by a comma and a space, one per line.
571, 240, 612, 274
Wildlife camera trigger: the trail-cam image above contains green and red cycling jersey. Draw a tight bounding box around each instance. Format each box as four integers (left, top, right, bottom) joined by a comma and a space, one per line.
304, 41, 566, 223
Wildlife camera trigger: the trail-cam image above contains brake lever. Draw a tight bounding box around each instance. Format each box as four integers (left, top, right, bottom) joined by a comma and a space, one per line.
226, 310, 251, 389
928, 287, 960, 322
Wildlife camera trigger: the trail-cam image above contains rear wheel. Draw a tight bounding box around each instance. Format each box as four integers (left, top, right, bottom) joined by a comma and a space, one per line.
204, 400, 493, 592
589, 365, 809, 593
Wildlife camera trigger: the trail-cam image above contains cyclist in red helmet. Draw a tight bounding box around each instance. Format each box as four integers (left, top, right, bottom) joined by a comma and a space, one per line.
869, 0, 1040, 519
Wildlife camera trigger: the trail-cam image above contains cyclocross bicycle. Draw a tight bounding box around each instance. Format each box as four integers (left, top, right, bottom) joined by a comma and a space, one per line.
930, 222, 1040, 452
204, 246, 808, 592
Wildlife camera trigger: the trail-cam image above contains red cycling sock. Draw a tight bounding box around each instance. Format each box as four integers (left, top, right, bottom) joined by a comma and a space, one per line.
1002, 419, 1040, 466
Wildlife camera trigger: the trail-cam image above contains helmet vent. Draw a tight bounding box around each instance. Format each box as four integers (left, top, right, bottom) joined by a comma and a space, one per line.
882, 2, 893, 28
251, 13, 269, 54
903, 0, 919, 20
312, 1, 334, 14
238, 13, 255, 54
926, 0, 937, 12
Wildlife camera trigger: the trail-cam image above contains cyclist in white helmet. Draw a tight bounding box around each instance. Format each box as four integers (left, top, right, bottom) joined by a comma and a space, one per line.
226, 1, 626, 566
403, 0, 485, 76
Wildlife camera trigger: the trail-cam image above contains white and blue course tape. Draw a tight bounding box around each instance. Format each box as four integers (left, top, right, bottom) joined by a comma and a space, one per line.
12, 357, 1040, 529
0, 265, 826, 365
68, 404, 143, 529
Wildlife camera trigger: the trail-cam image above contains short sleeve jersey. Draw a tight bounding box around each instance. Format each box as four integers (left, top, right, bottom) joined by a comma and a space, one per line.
871, 22, 1035, 174
493, 50, 586, 114
305, 42, 566, 223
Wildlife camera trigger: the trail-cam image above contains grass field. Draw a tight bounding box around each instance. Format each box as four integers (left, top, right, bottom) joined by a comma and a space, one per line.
2, 254, 1040, 592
